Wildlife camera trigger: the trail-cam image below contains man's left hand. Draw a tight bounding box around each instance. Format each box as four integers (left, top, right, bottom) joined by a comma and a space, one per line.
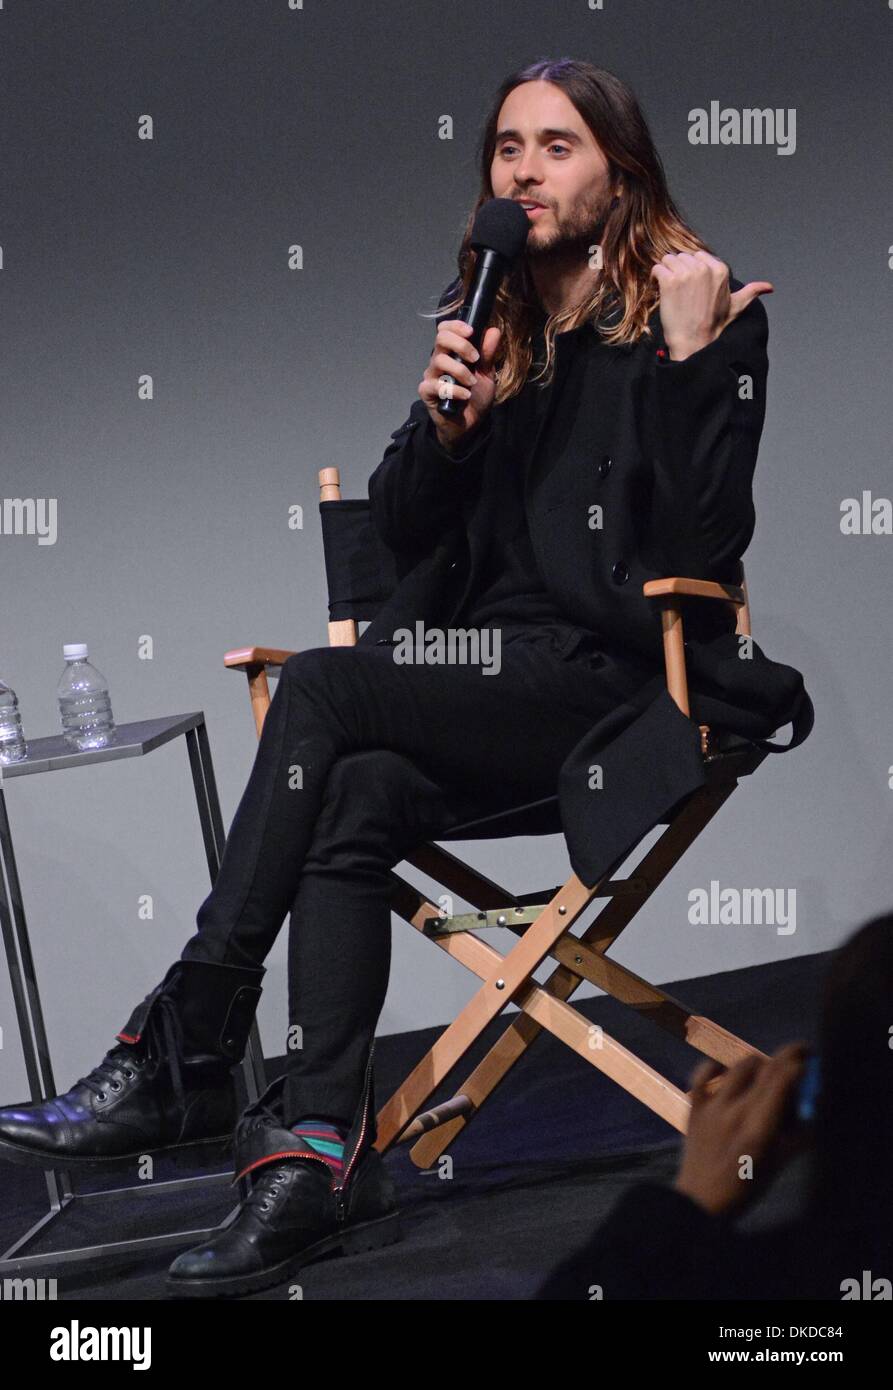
650, 251, 773, 361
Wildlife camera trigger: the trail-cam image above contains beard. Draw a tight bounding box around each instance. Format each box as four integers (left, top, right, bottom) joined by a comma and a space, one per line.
525, 188, 614, 270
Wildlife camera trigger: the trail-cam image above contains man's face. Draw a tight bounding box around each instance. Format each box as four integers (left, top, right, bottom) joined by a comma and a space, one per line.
489, 80, 616, 262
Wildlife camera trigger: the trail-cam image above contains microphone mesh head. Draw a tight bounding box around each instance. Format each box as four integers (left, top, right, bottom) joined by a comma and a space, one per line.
469, 197, 531, 262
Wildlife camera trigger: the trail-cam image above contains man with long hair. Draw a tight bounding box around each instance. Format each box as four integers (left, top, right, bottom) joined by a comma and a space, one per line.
0, 58, 808, 1298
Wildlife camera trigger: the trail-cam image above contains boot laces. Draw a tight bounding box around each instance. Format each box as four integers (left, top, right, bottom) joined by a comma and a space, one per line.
246, 1163, 329, 1215
237, 1094, 335, 1209
76, 1047, 145, 1101
247, 1166, 290, 1214
241, 1097, 284, 1138
76, 992, 186, 1116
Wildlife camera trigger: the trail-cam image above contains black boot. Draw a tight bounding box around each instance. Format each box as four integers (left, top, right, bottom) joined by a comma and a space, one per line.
0, 958, 264, 1169
166, 1043, 401, 1298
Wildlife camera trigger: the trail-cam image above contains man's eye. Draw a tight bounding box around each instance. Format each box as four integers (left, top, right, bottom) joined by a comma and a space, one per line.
498, 144, 570, 157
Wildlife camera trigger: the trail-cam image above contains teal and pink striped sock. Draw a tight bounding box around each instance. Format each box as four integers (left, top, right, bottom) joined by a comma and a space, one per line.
289, 1116, 348, 1176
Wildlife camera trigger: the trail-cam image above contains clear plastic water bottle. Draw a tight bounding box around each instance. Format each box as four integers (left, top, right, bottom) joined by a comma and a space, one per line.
0, 678, 28, 764
57, 643, 116, 751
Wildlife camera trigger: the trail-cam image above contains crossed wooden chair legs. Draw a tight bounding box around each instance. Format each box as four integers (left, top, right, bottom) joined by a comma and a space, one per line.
375, 755, 767, 1166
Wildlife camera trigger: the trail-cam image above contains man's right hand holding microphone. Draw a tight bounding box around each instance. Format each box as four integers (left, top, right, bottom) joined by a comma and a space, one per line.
418, 319, 502, 456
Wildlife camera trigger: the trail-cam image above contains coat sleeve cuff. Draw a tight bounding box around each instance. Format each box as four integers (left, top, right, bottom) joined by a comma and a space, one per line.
413, 413, 493, 466
653, 317, 746, 410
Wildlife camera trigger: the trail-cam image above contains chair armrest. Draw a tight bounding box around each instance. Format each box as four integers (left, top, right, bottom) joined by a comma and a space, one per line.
643, 576, 748, 744
223, 646, 298, 671
223, 646, 299, 740
643, 577, 745, 606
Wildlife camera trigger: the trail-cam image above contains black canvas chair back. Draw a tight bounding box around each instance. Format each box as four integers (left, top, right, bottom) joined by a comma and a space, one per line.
319, 496, 401, 626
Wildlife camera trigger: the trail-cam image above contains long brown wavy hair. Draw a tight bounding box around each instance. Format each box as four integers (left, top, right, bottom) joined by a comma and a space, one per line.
425, 58, 717, 403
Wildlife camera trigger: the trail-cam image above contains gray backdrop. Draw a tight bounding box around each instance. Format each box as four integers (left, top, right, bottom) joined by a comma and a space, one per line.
1, 0, 890, 1101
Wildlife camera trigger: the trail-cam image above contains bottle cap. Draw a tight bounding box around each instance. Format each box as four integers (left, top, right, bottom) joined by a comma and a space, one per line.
63, 643, 89, 660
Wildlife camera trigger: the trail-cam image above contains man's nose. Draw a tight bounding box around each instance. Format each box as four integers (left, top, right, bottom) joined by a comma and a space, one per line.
513, 154, 545, 185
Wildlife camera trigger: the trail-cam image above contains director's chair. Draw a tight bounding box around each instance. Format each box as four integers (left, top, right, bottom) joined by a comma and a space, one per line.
223, 465, 774, 1169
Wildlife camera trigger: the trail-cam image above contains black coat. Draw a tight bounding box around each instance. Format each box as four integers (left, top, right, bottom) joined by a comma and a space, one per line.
360, 278, 814, 886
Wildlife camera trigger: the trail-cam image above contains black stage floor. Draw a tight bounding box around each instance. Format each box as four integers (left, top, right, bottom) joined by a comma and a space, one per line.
0, 951, 828, 1300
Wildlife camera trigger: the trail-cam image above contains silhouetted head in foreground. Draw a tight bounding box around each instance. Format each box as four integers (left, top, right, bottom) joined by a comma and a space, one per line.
807, 912, 893, 1270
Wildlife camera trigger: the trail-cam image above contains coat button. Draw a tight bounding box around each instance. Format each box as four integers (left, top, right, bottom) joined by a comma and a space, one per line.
598, 455, 612, 478
611, 559, 629, 585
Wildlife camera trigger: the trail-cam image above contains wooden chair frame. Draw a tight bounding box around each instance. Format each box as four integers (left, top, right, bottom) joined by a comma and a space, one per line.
222, 465, 769, 1167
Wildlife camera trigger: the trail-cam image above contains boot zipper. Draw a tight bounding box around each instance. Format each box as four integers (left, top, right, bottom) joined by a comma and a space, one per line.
333, 1043, 375, 1223
233, 1149, 333, 1185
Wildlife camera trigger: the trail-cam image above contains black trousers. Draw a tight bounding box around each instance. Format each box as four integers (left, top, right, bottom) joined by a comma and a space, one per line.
178, 629, 648, 1125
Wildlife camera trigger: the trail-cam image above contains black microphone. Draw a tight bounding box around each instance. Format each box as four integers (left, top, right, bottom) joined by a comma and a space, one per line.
436, 197, 531, 420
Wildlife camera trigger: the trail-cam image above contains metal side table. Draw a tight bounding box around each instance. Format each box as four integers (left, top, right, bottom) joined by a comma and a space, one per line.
0, 712, 268, 1272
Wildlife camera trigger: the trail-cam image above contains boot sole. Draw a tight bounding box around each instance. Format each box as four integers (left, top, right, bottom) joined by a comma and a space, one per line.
165, 1210, 404, 1299
0, 1131, 233, 1173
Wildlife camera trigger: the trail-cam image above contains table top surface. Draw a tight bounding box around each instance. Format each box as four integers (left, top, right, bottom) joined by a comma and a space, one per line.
0, 712, 207, 779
